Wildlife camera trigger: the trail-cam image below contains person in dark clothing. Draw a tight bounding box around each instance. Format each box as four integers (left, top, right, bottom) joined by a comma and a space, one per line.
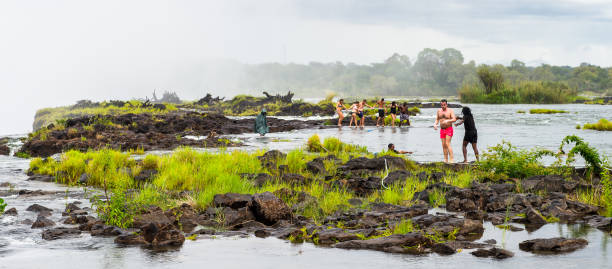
387, 143, 412, 154
454, 106, 479, 163
254, 109, 269, 136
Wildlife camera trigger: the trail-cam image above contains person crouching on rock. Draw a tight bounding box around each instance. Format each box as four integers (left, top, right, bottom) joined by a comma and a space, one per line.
388, 143, 412, 154
255, 108, 269, 136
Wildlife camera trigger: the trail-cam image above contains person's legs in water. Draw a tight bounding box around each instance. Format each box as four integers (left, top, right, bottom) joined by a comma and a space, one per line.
391, 113, 396, 127
337, 109, 344, 126
445, 135, 454, 163
462, 140, 469, 163
440, 138, 448, 163
471, 142, 479, 161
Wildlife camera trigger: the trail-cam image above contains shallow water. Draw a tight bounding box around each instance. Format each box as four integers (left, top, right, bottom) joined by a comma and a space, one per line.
1, 104, 612, 268
233, 104, 612, 165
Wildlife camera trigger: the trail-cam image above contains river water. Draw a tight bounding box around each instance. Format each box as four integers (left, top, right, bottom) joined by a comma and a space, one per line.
1, 104, 612, 268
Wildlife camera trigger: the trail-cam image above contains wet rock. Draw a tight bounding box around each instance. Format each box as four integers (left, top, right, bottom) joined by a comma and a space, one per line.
213, 193, 253, 209
26, 204, 53, 214
339, 177, 381, 196
484, 239, 497, 244
222, 207, 256, 226
42, 227, 82, 240
3, 207, 17, 216
254, 229, 272, 238
31, 215, 55, 228
522, 175, 578, 193
464, 210, 485, 221
229, 220, 267, 231
142, 223, 185, 247
64, 215, 95, 225
133, 206, 172, 228
0, 144, 9, 155
383, 170, 413, 185
333, 233, 432, 253
18, 189, 54, 197
496, 224, 524, 232
471, 248, 514, 259
339, 156, 407, 173
519, 237, 588, 253
0, 182, 14, 188
63, 202, 81, 215
27, 175, 55, 182
306, 159, 326, 175
251, 192, 292, 225
134, 169, 157, 182
115, 234, 147, 245
21, 219, 34, 225
90, 224, 123, 236
316, 228, 360, 245
525, 207, 547, 225
585, 215, 612, 231
432, 243, 456, 255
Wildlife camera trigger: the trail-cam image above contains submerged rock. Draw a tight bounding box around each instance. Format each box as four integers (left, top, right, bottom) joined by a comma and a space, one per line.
333, 233, 432, 253
31, 215, 55, 228
471, 247, 514, 259
42, 227, 82, 240
519, 237, 588, 253
3, 207, 18, 216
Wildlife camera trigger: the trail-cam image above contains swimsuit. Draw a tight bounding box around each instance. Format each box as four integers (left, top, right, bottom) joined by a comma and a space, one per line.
400, 113, 410, 121
378, 109, 384, 118
440, 126, 453, 139
464, 130, 477, 143
390, 106, 397, 114
357, 111, 364, 118
462, 115, 477, 143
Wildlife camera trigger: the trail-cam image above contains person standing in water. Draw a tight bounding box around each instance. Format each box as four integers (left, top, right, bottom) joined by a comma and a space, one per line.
358, 99, 371, 127
398, 102, 411, 127
336, 99, 348, 127
254, 108, 269, 136
389, 101, 398, 127
455, 106, 479, 163
376, 98, 386, 127
348, 101, 359, 127
433, 99, 457, 163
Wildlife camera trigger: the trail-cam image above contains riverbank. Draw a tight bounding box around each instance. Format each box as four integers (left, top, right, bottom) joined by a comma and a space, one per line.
6, 134, 609, 260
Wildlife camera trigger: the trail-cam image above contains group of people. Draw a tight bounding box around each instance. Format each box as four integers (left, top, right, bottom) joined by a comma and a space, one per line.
255, 98, 480, 163
335, 98, 412, 128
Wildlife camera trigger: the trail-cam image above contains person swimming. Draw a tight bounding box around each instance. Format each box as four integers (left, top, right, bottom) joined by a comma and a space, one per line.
387, 143, 412, 154
455, 106, 479, 163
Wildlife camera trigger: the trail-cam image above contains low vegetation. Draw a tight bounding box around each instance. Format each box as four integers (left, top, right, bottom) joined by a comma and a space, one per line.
529, 109, 568, 114
583, 119, 612, 131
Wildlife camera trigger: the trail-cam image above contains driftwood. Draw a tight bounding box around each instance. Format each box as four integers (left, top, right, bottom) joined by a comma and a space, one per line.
196, 93, 225, 105
263, 91, 293, 103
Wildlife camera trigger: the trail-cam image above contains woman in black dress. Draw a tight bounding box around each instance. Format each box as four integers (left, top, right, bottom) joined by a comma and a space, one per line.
455, 107, 479, 163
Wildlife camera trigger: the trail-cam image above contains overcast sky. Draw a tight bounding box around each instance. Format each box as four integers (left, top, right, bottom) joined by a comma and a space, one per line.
1, 0, 612, 135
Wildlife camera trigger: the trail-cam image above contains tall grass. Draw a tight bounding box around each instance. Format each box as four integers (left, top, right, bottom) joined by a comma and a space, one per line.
583, 119, 612, 131
459, 81, 576, 104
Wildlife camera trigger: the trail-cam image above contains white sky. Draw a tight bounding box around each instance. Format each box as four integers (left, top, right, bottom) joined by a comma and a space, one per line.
1, 0, 612, 135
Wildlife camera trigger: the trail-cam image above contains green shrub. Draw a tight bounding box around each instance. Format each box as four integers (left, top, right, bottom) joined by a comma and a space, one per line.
583, 119, 612, 131
0, 198, 7, 214
479, 141, 556, 178
529, 109, 568, 114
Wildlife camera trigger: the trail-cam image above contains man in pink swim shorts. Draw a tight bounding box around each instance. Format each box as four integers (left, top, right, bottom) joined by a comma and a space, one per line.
433, 99, 457, 163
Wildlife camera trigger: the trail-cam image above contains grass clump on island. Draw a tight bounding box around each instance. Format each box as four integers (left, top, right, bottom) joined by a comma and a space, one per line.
529, 109, 568, 114
27, 133, 612, 228
583, 119, 612, 131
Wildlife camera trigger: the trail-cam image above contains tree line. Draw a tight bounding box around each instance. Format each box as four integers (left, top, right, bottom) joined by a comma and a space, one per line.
235, 48, 612, 97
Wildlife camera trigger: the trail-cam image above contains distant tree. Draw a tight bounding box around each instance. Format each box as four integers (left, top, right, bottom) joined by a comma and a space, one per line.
477, 65, 504, 94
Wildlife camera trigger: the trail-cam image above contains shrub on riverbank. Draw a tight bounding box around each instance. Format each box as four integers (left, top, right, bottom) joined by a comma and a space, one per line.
583, 119, 612, 131
459, 66, 577, 104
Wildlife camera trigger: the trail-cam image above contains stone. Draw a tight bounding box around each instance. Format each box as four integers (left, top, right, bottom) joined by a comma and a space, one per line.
519, 237, 588, 253
316, 228, 360, 245
432, 243, 456, 255
132, 206, 172, 228
3, 207, 17, 216
134, 169, 158, 182
27, 175, 55, 182
525, 207, 547, 224
471, 248, 514, 259
114, 234, 147, 245
31, 215, 55, 228
213, 193, 253, 209
42, 227, 81, 240
306, 159, 326, 175
26, 204, 53, 213
251, 192, 292, 225
90, 224, 122, 236
333, 233, 432, 252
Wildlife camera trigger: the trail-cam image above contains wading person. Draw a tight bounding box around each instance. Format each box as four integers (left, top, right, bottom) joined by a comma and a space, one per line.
433, 99, 456, 163
387, 143, 412, 154
389, 101, 398, 127
358, 99, 371, 127
455, 106, 479, 163
398, 102, 411, 127
254, 108, 269, 136
336, 99, 348, 127
376, 98, 386, 127
349, 101, 359, 127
